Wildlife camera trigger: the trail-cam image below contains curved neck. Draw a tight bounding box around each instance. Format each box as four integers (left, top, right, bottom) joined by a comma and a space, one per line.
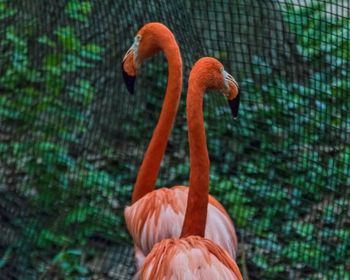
181, 79, 209, 238
132, 35, 182, 203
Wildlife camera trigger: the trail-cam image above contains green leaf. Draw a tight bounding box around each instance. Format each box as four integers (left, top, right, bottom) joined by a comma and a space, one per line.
80, 43, 104, 60
65, 0, 92, 22
55, 26, 81, 51
0, 2, 16, 20
37, 229, 72, 247
38, 35, 56, 48
64, 206, 97, 225
252, 254, 269, 269
293, 221, 314, 238
0, 248, 13, 268
75, 264, 89, 275
68, 79, 95, 104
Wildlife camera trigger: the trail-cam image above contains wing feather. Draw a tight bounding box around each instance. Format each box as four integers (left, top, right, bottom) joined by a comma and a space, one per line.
124, 185, 238, 268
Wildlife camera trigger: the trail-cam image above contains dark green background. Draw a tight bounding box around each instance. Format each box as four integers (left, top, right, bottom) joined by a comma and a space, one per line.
0, 0, 349, 279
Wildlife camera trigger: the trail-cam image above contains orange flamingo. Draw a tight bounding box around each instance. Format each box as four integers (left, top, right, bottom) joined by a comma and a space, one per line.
122, 22, 182, 267
122, 22, 182, 202
122, 24, 240, 269
138, 57, 242, 279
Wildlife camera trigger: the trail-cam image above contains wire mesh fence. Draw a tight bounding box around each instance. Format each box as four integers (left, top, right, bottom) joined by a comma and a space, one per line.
0, 0, 349, 279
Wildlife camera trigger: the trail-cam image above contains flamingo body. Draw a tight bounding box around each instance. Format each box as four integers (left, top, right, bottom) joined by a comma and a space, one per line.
138, 236, 242, 280
124, 186, 237, 268
133, 57, 242, 279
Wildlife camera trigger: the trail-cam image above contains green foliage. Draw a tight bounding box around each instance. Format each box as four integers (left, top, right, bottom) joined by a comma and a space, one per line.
1, 0, 349, 279
0, 0, 15, 20
65, 0, 93, 23
228, 3, 350, 278
0, 0, 120, 277
51, 249, 89, 277
169, 2, 348, 279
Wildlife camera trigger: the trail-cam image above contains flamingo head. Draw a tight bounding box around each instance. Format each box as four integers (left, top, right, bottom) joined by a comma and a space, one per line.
122, 23, 167, 94
222, 67, 240, 119
191, 57, 240, 118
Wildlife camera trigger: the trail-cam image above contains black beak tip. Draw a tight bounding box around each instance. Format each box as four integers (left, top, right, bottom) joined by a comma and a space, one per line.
121, 61, 136, 95
228, 91, 240, 119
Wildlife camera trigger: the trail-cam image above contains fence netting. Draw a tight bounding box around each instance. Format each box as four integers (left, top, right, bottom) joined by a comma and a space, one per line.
0, 0, 349, 279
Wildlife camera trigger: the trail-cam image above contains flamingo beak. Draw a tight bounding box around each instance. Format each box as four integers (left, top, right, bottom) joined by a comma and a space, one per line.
224, 71, 240, 119
122, 60, 136, 95
122, 48, 137, 95
228, 91, 240, 119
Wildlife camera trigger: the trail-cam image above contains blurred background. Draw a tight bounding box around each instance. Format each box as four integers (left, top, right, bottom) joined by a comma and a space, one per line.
0, 0, 349, 279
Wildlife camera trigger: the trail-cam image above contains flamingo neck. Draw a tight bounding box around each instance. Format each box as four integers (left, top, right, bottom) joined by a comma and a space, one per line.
181, 78, 209, 238
131, 34, 182, 204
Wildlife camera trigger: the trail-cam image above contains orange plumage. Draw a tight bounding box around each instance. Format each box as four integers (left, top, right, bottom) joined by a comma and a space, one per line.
139, 237, 242, 280
136, 57, 242, 279
124, 186, 238, 266
122, 23, 238, 270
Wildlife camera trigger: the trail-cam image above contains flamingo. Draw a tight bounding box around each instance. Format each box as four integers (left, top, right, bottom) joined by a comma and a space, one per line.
122, 23, 240, 269
138, 57, 242, 279
122, 22, 183, 267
